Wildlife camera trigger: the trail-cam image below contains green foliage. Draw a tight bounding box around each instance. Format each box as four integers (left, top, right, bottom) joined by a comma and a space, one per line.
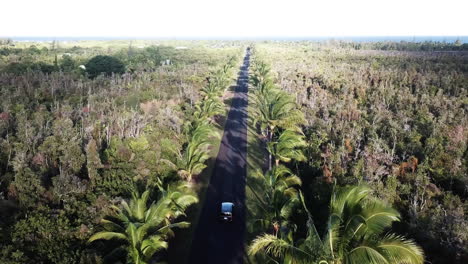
7, 208, 83, 264
85, 55, 126, 78
39, 118, 85, 176
249, 185, 425, 264
253, 42, 467, 263
248, 165, 301, 235
3, 61, 56, 74
60, 54, 75, 72
4, 62, 30, 75
0, 41, 241, 263
11, 168, 45, 208
251, 82, 305, 133
268, 130, 307, 166
164, 123, 219, 181
88, 186, 198, 264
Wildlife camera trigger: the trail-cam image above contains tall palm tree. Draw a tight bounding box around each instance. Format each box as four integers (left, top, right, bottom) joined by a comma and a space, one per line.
252, 89, 305, 136
88, 185, 198, 264
164, 123, 219, 182
251, 89, 305, 169
211, 68, 231, 92
268, 130, 307, 167
201, 81, 223, 99
248, 185, 424, 264
201, 65, 232, 100
248, 166, 302, 236
250, 60, 271, 88
193, 98, 225, 123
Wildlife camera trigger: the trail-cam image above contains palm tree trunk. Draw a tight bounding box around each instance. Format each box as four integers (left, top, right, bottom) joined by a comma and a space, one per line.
267, 127, 272, 170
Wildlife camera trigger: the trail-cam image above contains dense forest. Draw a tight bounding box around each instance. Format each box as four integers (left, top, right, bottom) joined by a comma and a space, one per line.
0, 39, 242, 263
245, 42, 467, 264
0, 39, 467, 264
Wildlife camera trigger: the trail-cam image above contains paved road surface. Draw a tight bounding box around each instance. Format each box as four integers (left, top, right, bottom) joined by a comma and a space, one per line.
189, 49, 250, 264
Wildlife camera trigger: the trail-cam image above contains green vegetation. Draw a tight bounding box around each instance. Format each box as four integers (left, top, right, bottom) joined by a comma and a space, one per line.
249, 185, 424, 264
88, 186, 197, 264
0, 39, 242, 263
245, 42, 467, 264
0, 39, 466, 264
85, 55, 125, 78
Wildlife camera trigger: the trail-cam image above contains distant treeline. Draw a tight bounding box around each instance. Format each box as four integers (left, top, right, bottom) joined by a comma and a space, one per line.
260, 39, 468, 51
343, 40, 468, 51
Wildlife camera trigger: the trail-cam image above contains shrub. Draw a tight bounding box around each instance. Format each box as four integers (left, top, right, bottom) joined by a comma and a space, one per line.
85, 55, 125, 78
3, 62, 56, 75
4, 62, 29, 74
60, 55, 75, 72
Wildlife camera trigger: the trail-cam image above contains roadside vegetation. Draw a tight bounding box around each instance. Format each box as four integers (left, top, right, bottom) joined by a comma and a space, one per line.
245, 42, 467, 264
0, 39, 241, 263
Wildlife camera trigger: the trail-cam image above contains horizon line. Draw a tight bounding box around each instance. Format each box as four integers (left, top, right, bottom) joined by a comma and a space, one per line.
2, 36, 468, 44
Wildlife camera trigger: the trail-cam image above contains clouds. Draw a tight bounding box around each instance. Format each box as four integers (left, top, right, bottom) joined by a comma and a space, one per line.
1, 0, 467, 37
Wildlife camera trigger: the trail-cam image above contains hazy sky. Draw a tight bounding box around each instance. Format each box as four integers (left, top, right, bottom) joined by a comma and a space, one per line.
2, 0, 467, 37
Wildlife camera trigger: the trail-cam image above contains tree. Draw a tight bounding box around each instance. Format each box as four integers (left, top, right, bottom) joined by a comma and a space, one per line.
250, 60, 271, 88
193, 98, 224, 124
252, 90, 304, 134
201, 81, 222, 99
250, 63, 305, 169
85, 55, 125, 78
211, 68, 231, 92
249, 166, 301, 236
88, 185, 198, 264
249, 185, 425, 264
60, 54, 75, 72
268, 130, 307, 167
164, 124, 219, 182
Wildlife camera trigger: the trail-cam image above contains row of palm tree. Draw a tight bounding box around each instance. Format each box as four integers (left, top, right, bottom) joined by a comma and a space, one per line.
247, 51, 424, 264
166, 57, 237, 182
247, 52, 308, 252
87, 57, 239, 263
249, 56, 306, 170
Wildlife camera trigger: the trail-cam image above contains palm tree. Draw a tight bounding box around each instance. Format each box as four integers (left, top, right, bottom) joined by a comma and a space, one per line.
248, 166, 302, 236
251, 89, 305, 169
212, 68, 231, 92
249, 59, 275, 96
193, 98, 224, 123
252, 89, 305, 136
164, 123, 219, 182
223, 60, 234, 75
268, 130, 307, 167
250, 60, 271, 88
88, 185, 198, 264
248, 191, 323, 264
200, 81, 223, 99
248, 185, 424, 264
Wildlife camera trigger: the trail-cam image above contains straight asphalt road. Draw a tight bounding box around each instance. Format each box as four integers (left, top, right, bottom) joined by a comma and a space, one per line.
189, 48, 250, 264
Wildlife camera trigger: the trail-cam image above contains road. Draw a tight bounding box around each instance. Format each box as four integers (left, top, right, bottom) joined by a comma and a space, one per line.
189, 49, 250, 264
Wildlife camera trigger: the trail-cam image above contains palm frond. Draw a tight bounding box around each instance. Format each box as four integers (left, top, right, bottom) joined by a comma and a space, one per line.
248, 234, 313, 262
346, 245, 389, 264
351, 199, 400, 238
88, 231, 127, 243
377, 234, 424, 264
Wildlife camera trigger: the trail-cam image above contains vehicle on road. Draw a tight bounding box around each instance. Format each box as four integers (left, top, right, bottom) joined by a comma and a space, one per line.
220, 202, 234, 222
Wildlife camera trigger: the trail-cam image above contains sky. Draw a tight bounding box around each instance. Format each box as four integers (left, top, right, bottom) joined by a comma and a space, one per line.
1, 0, 467, 38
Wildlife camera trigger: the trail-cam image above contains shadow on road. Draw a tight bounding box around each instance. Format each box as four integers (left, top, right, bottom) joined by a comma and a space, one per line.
188, 49, 251, 264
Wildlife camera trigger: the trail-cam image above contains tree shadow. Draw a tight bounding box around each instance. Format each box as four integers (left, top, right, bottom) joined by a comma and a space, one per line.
188, 50, 251, 264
